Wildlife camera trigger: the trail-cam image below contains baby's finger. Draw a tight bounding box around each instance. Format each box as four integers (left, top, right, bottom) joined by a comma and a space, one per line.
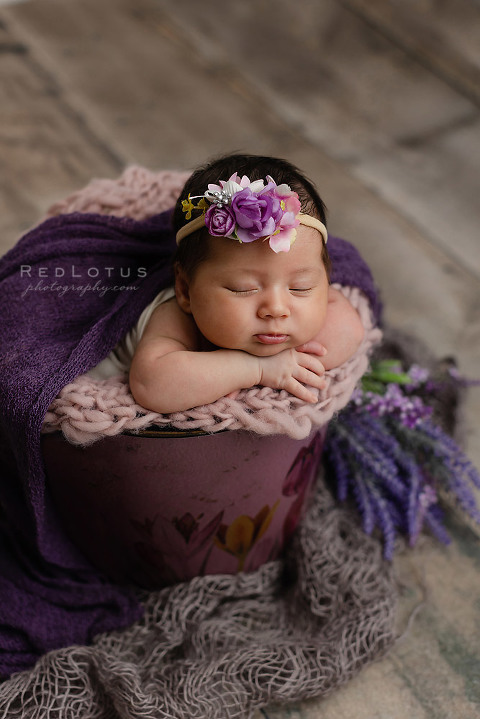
292, 364, 326, 391
296, 351, 326, 377
285, 378, 319, 404
295, 341, 327, 357
300, 369, 327, 390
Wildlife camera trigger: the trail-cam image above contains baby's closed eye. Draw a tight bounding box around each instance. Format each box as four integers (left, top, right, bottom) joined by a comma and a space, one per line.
227, 287, 258, 295
290, 287, 313, 294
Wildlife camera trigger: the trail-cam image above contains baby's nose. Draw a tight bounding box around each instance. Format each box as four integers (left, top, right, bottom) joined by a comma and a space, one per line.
257, 289, 290, 319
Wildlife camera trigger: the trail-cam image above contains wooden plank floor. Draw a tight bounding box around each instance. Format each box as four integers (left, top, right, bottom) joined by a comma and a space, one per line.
0, 1, 479, 716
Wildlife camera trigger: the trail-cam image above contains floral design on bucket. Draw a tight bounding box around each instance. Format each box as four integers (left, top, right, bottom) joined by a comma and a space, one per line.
214, 501, 280, 571
181, 173, 302, 252
131, 510, 224, 586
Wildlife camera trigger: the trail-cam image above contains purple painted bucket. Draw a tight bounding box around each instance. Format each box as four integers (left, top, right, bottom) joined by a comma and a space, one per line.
43, 426, 326, 588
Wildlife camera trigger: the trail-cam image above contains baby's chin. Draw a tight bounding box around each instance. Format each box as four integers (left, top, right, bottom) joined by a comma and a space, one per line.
242, 340, 296, 357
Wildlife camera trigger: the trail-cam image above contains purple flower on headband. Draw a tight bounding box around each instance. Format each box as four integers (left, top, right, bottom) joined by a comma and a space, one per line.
205, 204, 236, 237
232, 188, 280, 243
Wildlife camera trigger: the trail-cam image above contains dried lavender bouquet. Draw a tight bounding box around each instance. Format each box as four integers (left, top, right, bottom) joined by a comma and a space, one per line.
324, 329, 480, 559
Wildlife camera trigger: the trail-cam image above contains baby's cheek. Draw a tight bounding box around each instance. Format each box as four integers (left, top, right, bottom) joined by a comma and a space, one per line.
317, 297, 329, 327
306, 310, 328, 343
198, 320, 239, 350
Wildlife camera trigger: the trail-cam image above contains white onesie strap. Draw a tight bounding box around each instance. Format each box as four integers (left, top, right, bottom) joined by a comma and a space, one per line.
134, 287, 176, 343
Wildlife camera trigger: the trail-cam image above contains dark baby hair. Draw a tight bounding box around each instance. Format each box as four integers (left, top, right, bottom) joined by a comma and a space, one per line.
173, 153, 331, 278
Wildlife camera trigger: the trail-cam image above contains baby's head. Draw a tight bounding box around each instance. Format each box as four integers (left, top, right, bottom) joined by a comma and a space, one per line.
173, 153, 330, 279
172, 154, 331, 355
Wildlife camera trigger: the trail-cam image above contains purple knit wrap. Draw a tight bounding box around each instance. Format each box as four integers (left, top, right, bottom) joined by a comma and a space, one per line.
0, 209, 380, 678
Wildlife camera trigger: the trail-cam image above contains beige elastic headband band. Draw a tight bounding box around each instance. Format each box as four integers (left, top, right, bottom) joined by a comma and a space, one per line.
175, 215, 207, 245
175, 212, 328, 246
296, 213, 328, 244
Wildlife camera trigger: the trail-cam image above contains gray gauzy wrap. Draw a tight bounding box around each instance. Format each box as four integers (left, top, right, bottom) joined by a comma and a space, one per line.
1, 479, 396, 718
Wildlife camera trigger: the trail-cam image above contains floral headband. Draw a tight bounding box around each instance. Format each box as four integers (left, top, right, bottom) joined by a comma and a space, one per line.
176, 173, 328, 253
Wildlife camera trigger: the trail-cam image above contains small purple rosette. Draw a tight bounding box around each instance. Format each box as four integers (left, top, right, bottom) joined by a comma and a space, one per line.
205, 204, 236, 237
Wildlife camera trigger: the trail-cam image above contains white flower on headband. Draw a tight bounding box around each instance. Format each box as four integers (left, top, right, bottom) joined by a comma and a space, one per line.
207, 174, 266, 198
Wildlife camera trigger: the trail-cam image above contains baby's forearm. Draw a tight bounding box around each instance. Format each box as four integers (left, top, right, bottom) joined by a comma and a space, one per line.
130, 349, 261, 414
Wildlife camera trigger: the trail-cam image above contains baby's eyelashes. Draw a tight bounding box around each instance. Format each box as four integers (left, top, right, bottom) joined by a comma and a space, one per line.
228, 288, 258, 295
289, 288, 313, 295
227, 287, 313, 295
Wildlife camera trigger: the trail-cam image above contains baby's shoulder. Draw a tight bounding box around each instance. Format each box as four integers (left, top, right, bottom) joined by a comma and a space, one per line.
141, 296, 199, 350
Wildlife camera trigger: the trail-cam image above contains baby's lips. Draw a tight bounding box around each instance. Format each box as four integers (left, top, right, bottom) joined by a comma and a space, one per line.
255, 334, 289, 345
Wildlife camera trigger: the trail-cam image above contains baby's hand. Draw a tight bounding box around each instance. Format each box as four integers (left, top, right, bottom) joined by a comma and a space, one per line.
257, 346, 326, 403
